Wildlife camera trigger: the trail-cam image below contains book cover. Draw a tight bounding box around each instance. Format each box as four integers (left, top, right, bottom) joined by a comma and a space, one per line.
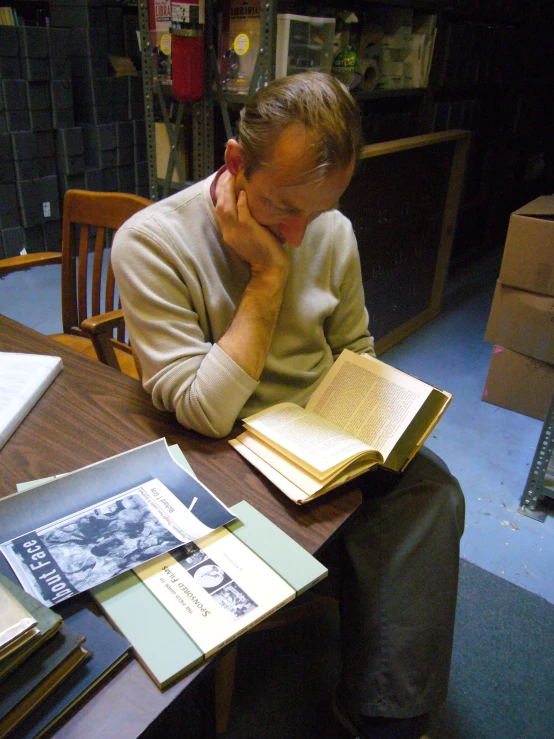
0, 575, 62, 682
7, 607, 131, 739
0, 439, 236, 591
92, 500, 327, 689
0, 624, 89, 738
0, 353, 62, 450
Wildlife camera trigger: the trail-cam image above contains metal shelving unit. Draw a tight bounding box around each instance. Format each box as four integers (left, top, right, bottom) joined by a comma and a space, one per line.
137, 0, 158, 201
137, 0, 277, 200
519, 392, 554, 522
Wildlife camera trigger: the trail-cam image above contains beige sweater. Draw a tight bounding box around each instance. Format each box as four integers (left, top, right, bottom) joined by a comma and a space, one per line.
112, 173, 374, 438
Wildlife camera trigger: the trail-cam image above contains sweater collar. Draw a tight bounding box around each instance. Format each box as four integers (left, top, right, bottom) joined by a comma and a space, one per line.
210, 165, 227, 206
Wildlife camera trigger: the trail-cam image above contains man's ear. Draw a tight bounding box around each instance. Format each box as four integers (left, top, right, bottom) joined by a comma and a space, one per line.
225, 139, 244, 177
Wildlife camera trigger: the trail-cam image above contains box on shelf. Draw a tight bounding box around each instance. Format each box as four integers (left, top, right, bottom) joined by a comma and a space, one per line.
14, 158, 38, 180
6, 108, 31, 132
23, 225, 45, 253
484, 281, 554, 365
0, 183, 19, 214
20, 57, 50, 82
357, 10, 436, 91
220, 0, 260, 94
0, 57, 21, 79
499, 195, 554, 297
17, 26, 49, 58
0, 159, 15, 183
0, 26, 18, 57
276, 14, 335, 79
155, 121, 187, 183
29, 108, 52, 132
43, 219, 62, 251
1, 226, 25, 258
482, 345, 554, 421
2, 80, 27, 111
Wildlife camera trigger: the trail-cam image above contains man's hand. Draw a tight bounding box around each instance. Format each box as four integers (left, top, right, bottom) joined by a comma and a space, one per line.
214, 171, 290, 381
215, 171, 290, 280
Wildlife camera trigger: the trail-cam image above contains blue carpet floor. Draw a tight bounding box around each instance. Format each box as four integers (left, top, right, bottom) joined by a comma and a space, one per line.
217, 560, 554, 739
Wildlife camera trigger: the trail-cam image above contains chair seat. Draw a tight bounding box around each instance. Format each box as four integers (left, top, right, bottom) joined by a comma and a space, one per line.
50, 334, 140, 379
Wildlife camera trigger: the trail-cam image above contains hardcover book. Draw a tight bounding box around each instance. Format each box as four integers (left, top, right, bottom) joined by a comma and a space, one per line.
230, 349, 452, 504
0, 624, 89, 738
0, 575, 62, 682
0, 579, 37, 659
7, 607, 131, 739
92, 499, 327, 689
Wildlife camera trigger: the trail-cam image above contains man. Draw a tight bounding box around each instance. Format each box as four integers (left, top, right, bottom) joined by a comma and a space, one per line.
112, 72, 464, 739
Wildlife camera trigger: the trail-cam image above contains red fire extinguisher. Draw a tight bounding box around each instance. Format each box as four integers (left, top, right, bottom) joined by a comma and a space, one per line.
171, 1, 204, 102
172, 28, 204, 102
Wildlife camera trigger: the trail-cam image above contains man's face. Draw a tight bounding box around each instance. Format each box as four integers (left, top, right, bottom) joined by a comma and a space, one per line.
235, 125, 355, 248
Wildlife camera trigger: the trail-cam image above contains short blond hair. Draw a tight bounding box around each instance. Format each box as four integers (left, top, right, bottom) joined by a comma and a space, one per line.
237, 72, 362, 179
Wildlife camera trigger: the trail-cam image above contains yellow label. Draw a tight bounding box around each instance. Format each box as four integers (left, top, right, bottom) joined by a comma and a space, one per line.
159, 33, 172, 55
233, 33, 250, 56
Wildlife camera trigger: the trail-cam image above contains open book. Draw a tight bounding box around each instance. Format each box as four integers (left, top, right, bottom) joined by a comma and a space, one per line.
230, 349, 452, 504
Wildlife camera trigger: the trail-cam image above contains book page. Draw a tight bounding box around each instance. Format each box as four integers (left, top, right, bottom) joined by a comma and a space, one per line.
242, 402, 378, 477
230, 434, 380, 504
229, 438, 312, 504
235, 432, 329, 496
306, 350, 434, 461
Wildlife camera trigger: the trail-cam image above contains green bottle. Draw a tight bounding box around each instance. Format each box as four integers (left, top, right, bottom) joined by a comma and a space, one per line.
332, 46, 358, 87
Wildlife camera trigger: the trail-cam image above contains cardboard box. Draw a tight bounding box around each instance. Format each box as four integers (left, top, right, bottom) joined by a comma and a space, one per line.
482, 345, 554, 421
484, 281, 554, 364
500, 196, 554, 297
155, 122, 187, 183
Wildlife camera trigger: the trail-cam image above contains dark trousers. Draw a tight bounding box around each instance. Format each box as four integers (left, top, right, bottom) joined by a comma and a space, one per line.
317, 447, 465, 719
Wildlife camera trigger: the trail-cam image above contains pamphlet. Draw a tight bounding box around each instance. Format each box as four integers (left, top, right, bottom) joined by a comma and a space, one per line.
0, 439, 236, 607
1, 479, 223, 607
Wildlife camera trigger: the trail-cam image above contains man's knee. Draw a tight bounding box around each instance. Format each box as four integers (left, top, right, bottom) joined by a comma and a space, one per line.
407, 447, 465, 536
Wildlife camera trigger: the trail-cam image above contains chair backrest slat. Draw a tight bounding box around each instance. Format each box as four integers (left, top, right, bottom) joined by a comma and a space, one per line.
77, 223, 90, 329
61, 189, 152, 341
91, 226, 106, 317
106, 258, 117, 317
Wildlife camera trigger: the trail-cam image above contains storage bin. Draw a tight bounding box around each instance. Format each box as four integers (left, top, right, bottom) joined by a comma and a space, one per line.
275, 14, 335, 79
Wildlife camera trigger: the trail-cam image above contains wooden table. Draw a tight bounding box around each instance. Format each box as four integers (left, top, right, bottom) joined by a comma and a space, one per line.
0, 315, 361, 738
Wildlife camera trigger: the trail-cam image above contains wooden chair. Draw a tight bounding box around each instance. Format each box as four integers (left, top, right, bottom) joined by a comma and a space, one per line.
214, 594, 337, 734
0, 189, 152, 379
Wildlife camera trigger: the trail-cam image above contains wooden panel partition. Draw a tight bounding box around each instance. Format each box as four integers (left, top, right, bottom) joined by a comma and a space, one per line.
340, 130, 471, 355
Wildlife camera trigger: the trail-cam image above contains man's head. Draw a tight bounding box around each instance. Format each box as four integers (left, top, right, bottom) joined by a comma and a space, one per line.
237, 71, 362, 179
224, 72, 362, 248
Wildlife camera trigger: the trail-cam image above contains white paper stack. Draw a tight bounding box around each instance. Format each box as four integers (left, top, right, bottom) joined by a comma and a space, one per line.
0, 352, 63, 449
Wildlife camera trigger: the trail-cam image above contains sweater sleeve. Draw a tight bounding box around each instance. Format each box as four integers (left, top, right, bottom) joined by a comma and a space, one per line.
112, 220, 259, 439
323, 218, 376, 359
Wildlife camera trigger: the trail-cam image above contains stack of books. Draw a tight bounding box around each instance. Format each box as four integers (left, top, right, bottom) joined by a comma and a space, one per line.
1, 440, 328, 692
0, 575, 130, 739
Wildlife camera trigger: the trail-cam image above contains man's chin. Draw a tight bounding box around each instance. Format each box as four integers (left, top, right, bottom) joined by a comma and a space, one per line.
270, 230, 287, 245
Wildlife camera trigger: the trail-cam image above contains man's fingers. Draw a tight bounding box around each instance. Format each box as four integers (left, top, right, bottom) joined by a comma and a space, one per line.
236, 190, 250, 222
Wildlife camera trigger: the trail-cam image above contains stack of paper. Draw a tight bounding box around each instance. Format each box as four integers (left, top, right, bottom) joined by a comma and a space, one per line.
0, 352, 62, 450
